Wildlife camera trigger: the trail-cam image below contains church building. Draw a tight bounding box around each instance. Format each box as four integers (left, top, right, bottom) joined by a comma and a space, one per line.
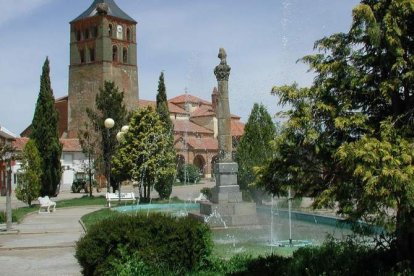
18, 0, 244, 183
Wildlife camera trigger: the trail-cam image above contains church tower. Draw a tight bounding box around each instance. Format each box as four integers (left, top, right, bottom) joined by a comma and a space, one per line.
67, 0, 139, 138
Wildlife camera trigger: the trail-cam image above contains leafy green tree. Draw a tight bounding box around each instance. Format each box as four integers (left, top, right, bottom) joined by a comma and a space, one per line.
235, 103, 276, 190
86, 81, 128, 192
155, 72, 175, 199
257, 0, 414, 261
112, 106, 176, 202
30, 58, 62, 196
15, 140, 42, 206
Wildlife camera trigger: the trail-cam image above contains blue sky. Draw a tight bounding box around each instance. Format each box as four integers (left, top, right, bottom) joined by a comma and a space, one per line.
0, 0, 360, 135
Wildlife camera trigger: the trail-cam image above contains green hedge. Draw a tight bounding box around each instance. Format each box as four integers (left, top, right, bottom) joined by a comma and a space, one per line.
75, 213, 212, 275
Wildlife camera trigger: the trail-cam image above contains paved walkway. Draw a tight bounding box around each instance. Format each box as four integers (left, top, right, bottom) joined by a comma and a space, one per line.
0, 181, 215, 275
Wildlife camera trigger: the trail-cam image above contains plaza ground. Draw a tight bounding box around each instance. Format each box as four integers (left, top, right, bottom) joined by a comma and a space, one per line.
0, 181, 214, 276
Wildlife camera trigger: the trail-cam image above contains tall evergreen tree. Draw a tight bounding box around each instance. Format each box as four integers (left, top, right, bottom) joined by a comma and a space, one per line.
86, 81, 128, 192
30, 58, 62, 196
156, 72, 173, 133
155, 72, 175, 199
236, 103, 276, 191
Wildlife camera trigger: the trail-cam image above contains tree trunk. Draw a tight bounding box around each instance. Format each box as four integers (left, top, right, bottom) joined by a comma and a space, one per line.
395, 206, 414, 262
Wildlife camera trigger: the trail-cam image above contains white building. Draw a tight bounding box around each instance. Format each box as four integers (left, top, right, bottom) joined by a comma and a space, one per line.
13, 138, 88, 192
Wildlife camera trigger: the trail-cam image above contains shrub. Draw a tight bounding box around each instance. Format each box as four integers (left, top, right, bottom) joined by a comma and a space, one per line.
75, 213, 212, 276
177, 164, 201, 184
155, 173, 174, 199
231, 237, 407, 276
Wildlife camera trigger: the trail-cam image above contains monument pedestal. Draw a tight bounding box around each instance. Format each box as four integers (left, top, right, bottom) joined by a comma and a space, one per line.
190, 162, 258, 227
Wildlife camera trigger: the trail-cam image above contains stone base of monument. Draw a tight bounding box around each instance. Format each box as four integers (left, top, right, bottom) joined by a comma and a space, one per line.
189, 162, 258, 227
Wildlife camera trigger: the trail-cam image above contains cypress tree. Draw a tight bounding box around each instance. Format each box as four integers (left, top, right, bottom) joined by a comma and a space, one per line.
86, 81, 128, 192
236, 103, 276, 190
30, 58, 62, 196
156, 72, 173, 133
154, 72, 175, 199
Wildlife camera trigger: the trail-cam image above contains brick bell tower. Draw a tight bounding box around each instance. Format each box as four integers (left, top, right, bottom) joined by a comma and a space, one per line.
68, 0, 139, 138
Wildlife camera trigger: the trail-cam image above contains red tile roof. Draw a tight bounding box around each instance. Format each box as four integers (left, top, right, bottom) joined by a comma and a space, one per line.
169, 94, 211, 105
61, 139, 83, 152
190, 105, 215, 118
138, 100, 187, 115
173, 119, 213, 134
13, 138, 82, 152
231, 120, 245, 136
168, 103, 187, 114
138, 99, 156, 108
174, 136, 218, 151
186, 137, 218, 150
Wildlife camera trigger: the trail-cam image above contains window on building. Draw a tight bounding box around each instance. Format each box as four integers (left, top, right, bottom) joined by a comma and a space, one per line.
80, 49, 85, 63
92, 26, 98, 38
112, 45, 118, 62
89, 48, 95, 62
76, 30, 81, 41
84, 29, 90, 40
123, 47, 128, 63
127, 28, 131, 41
109, 24, 113, 37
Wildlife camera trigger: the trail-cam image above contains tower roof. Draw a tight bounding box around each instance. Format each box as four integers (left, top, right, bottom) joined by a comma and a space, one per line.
72, 0, 136, 24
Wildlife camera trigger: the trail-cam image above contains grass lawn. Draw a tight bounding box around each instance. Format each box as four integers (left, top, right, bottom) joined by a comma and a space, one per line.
81, 208, 119, 230
1, 195, 112, 224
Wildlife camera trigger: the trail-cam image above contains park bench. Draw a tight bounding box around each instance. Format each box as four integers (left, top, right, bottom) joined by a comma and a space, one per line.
38, 196, 56, 213
106, 192, 136, 207
193, 193, 207, 203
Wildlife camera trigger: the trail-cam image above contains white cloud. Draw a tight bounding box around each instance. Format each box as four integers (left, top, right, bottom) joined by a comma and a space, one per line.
0, 0, 52, 26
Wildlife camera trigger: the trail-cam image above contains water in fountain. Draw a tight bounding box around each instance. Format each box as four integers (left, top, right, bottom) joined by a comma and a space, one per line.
268, 189, 312, 248
204, 207, 227, 228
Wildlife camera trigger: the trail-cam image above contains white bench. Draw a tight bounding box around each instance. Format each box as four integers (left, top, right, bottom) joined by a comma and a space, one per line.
193, 193, 207, 203
106, 192, 136, 207
38, 196, 56, 213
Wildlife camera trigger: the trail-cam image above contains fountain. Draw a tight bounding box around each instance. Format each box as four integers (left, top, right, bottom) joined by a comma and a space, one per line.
189, 48, 258, 227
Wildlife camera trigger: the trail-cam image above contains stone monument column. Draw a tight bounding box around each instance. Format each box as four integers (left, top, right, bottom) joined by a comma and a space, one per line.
190, 48, 257, 227
214, 48, 232, 162
211, 48, 242, 204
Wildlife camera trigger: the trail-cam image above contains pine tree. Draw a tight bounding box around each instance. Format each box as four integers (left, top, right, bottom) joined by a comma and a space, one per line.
15, 140, 42, 206
112, 106, 176, 202
235, 103, 276, 190
86, 81, 128, 192
154, 72, 175, 199
30, 58, 62, 196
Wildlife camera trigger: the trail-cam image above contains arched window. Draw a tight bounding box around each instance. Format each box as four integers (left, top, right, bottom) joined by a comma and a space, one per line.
84, 29, 90, 40
76, 30, 81, 41
126, 28, 131, 41
108, 24, 113, 37
92, 26, 98, 38
123, 47, 128, 63
112, 45, 118, 62
89, 48, 95, 62
193, 155, 206, 177
80, 49, 85, 63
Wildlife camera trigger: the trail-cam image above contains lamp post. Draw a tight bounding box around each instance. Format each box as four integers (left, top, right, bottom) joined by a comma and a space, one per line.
116, 125, 129, 203
104, 118, 115, 193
